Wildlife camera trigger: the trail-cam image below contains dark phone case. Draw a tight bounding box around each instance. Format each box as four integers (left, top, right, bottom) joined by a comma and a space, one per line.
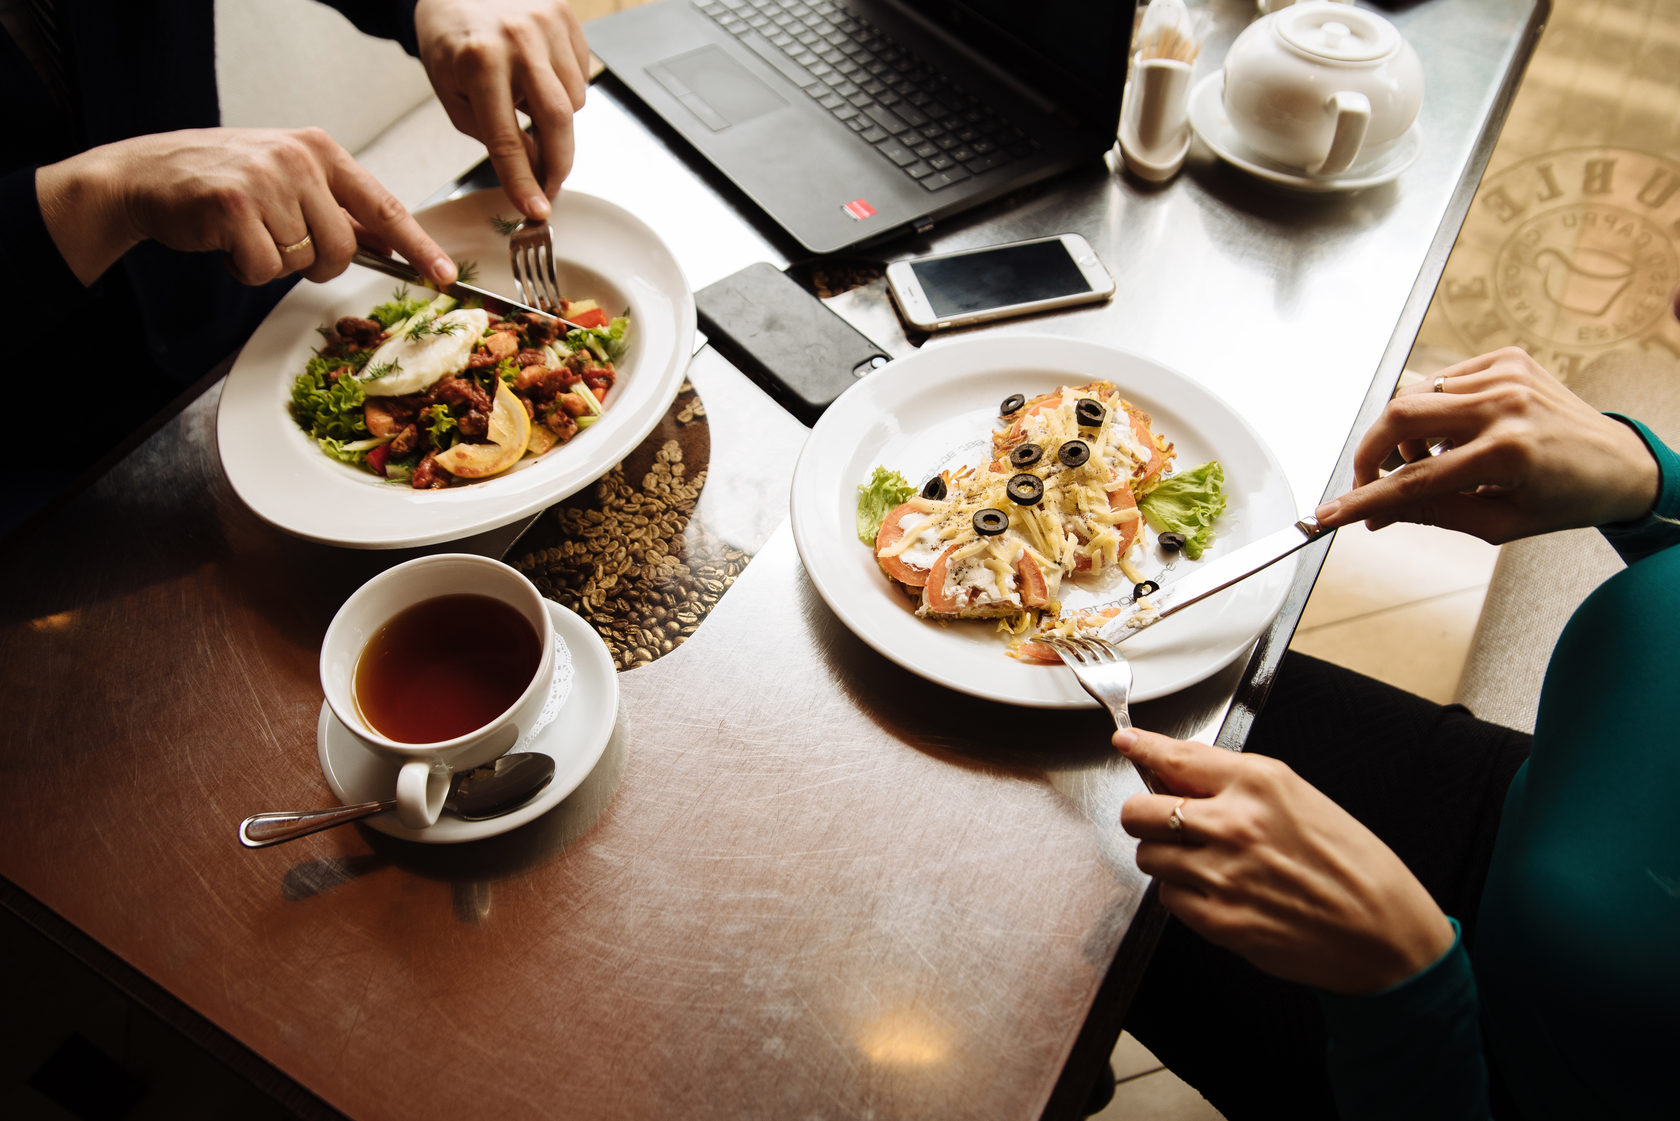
696, 263, 889, 425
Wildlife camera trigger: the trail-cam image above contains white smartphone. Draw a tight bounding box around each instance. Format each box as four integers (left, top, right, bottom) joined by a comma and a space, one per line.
885, 233, 1116, 332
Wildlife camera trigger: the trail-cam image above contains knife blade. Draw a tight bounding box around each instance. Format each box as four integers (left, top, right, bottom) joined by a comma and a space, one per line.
1102, 514, 1333, 642
351, 248, 588, 331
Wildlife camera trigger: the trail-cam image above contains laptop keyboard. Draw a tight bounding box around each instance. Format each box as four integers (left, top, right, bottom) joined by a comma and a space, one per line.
694, 0, 1042, 190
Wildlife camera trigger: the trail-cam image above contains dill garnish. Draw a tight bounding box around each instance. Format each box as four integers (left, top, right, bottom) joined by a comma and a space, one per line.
405, 316, 463, 341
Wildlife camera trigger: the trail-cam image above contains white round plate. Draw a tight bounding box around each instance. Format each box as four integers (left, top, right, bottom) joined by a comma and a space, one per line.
1188, 73, 1422, 193
217, 189, 696, 548
317, 600, 618, 843
789, 336, 1299, 708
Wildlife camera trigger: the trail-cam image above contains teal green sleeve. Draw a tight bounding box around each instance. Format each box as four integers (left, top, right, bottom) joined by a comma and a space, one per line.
1599, 415, 1680, 564
1315, 919, 1491, 1121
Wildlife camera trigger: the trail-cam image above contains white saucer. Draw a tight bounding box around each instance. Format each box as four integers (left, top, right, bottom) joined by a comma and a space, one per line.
1188, 73, 1422, 192
317, 600, 618, 844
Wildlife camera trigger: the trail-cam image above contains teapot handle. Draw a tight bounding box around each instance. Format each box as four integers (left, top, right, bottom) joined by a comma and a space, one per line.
1312, 91, 1371, 177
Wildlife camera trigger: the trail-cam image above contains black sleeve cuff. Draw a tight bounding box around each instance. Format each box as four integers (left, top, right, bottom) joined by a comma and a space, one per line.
0, 166, 92, 320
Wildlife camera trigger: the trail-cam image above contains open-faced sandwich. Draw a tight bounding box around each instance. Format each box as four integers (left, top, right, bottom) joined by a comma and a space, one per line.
861, 379, 1226, 660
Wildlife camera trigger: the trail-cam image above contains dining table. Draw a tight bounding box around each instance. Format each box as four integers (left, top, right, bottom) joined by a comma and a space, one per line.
0, 0, 1548, 1117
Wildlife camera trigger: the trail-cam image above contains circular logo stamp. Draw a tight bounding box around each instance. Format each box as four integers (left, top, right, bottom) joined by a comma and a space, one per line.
1433, 147, 1680, 379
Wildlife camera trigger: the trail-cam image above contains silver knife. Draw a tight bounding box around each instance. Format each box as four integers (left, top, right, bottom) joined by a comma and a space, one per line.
352, 248, 588, 331
1103, 514, 1333, 642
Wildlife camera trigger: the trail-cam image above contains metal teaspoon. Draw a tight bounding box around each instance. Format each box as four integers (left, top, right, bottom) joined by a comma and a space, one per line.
238, 752, 557, 848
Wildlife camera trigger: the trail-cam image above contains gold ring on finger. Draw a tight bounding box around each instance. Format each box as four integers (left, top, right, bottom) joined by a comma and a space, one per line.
1166, 798, 1187, 841
277, 232, 313, 254
1433, 375, 1448, 393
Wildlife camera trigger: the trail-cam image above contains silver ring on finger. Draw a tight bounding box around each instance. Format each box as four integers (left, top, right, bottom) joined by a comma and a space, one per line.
276, 232, 313, 255
1166, 798, 1187, 842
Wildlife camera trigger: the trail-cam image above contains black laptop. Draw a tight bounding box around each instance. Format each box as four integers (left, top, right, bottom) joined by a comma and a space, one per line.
587, 0, 1134, 255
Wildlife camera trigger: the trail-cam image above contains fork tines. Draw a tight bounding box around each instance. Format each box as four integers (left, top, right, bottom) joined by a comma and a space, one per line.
509, 220, 561, 313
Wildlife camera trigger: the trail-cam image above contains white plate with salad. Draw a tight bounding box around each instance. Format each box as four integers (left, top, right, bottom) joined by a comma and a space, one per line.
216, 188, 695, 548
788, 335, 1300, 707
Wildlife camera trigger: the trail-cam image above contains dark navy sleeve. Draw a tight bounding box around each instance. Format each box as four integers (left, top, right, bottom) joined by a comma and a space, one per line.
1600, 415, 1680, 565
0, 167, 91, 324
1314, 920, 1493, 1121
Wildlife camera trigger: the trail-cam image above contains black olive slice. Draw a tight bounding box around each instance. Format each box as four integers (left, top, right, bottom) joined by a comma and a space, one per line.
1006, 473, 1044, 506
1075, 399, 1106, 427
1058, 439, 1091, 468
1009, 442, 1044, 468
1000, 393, 1025, 416
973, 508, 1009, 536
1158, 530, 1187, 553
1133, 580, 1161, 599
921, 476, 948, 501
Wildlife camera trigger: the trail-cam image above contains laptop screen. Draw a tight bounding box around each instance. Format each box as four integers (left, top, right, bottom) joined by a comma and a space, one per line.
895, 0, 1134, 130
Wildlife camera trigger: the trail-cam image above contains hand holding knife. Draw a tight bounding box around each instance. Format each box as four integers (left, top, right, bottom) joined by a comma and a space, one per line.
1102, 514, 1333, 642
351, 248, 590, 332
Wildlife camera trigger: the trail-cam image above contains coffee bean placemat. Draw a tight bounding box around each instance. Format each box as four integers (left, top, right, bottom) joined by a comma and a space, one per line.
508, 380, 751, 670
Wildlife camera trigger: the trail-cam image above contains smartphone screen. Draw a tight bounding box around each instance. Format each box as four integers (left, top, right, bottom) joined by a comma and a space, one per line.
908, 239, 1094, 318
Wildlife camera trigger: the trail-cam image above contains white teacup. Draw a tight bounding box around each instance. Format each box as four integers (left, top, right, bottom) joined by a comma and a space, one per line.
1223, 2, 1423, 177
320, 553, 555, 828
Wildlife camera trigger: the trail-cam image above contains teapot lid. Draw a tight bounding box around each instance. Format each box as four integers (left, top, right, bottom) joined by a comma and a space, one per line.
1276, 4, 1401, 63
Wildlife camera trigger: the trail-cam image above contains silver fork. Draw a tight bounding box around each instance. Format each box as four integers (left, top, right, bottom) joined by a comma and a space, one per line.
509, 219, 562, 312
1043, 635, 1166, 793
1043, 635, 1134, 730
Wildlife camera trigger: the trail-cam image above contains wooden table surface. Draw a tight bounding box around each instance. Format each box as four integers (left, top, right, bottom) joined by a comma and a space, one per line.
0, 0, 1547, 1116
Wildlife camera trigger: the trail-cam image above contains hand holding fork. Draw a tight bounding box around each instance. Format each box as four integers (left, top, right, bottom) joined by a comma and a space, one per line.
509, 218, 563, 313
1041, 635, 1167, 794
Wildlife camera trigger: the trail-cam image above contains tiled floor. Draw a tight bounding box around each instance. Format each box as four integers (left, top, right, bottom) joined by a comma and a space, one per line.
1100, 0, 1680, 1114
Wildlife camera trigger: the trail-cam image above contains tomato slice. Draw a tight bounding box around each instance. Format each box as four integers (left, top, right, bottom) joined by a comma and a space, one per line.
1017, 550, 1051, 609
875, 502, 936, 587
923, 545, 965, 614
1014, 640, 1061, 663
1109, 484, 1141, 557
924, 543, 1049, 613
569, 307, 610, 329
1130, 412, 1166, 490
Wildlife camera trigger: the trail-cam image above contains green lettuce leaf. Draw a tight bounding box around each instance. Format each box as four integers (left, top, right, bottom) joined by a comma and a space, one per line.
369, 286, 430, 329
289, 359, 368, 444
856, 466, 915, 545
567, 316, 630, 365
1139, 461, 1227, 560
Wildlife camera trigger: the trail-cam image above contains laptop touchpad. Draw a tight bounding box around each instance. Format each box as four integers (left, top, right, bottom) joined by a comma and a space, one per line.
647, 46, 787, 132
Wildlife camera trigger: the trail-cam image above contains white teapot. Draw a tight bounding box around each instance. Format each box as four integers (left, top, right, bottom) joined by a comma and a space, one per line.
1222, 2, 1423, 177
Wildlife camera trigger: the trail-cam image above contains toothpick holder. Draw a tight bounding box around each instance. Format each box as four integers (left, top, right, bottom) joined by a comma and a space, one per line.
1119, 59, 1194, 183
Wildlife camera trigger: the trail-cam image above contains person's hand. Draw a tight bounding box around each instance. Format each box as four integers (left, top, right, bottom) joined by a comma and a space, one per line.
36, 127, 456, 289
1315, 347, 1661, 543
1115, 727, 1454, 996
414, 0, 591, 220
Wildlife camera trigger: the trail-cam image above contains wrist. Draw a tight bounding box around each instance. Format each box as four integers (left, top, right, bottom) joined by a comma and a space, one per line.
35, 144, 142, 285
1603, 415, 1663, 524
1328, 906, 1456, 997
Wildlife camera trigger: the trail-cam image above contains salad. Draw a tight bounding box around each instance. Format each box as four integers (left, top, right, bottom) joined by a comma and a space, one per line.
856, 380, 1226, 659
289, 287, 629, 487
